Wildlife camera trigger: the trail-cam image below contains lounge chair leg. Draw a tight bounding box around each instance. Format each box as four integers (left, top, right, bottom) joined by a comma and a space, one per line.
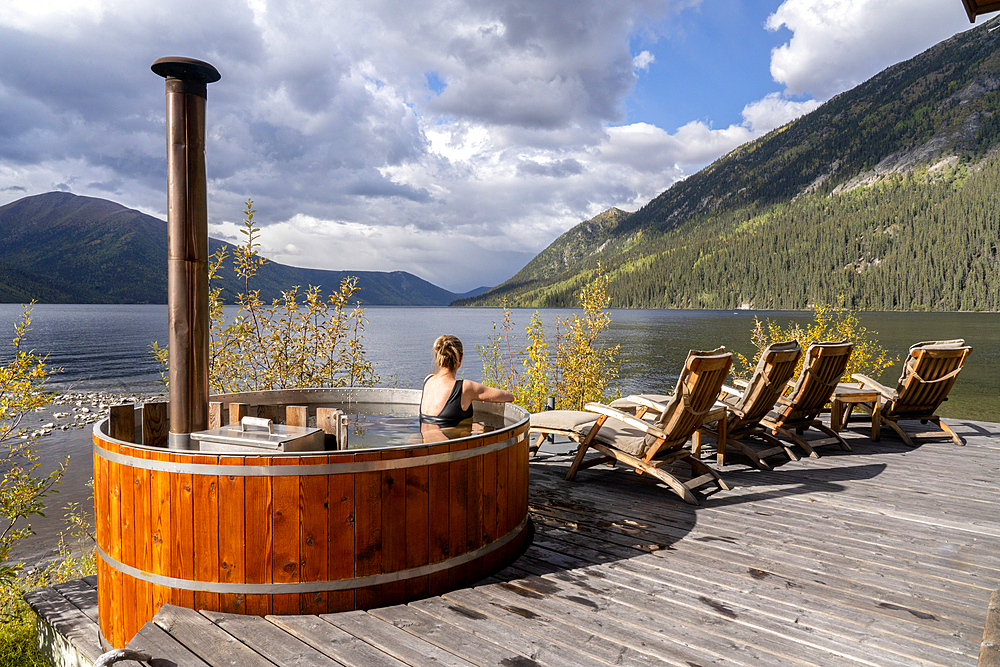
814, 423, 852, 452
934, 418, 965, 446
646, 467, 700, 505
565, 442, 591, 480
757, 432, 797, 462
529, 432, 546, 457
885, 419, 916, 447
691, 430, 702, 458
566, 417, 606, 480
775, 426, 818, 458
727, 437, 770, 470
588, 443, 703, 505
686, 456, 730, 492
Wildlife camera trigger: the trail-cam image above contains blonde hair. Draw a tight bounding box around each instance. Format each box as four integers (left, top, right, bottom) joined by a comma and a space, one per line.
433, 335, 463, 371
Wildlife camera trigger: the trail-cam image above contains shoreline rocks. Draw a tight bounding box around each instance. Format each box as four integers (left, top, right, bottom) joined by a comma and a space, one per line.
28, 390, 167, 438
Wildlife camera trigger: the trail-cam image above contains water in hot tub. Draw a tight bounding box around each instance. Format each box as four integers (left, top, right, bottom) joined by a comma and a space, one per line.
324, 404, 509, 448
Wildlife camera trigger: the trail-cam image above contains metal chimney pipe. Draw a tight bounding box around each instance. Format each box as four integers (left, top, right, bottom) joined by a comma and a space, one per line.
151, 57, 221, 450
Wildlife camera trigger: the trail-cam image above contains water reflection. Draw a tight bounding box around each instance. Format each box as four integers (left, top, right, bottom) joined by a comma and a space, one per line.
335, 411, 503, 447
417, 419, 496, 444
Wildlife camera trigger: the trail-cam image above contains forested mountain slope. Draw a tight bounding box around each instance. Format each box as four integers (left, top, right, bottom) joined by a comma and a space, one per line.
459, 18, 1000, 311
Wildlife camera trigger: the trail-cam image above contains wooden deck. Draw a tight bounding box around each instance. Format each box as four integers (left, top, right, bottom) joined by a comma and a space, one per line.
27, 416, 1000, 667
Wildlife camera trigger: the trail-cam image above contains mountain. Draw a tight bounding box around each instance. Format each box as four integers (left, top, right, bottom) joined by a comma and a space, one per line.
0, 192, 459, 306
454, 285, 494, 299
459, 19, 1000, 311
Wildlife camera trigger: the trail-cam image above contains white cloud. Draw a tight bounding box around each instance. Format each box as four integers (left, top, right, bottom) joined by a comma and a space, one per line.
0, 0, 978, 292
767, 0, 972, 99
740, 92, 820, 134
633, 50, 655, 71
0, 0, 701, 292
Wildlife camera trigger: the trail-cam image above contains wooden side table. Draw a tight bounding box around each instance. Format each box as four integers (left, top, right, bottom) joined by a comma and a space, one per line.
830, 384, 880, 440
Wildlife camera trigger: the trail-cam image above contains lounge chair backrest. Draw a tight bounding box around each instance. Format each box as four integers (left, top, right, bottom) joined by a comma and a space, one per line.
889, 340, 971, 417
773, 340, 853, 425
646, 347, 733, 450
729, 340, 802, 427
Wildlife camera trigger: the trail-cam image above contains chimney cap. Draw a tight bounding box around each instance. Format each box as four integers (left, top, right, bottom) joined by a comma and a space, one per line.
151, 57, 221, 84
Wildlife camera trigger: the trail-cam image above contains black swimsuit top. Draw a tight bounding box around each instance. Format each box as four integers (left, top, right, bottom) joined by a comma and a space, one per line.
419, 378, 474, 427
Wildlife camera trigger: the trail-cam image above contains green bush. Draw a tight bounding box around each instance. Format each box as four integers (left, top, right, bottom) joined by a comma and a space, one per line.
0, 305, 94, 666
480, 266, 620, 411
152, 199, 379, 393
0, 600, 45, 667
735, 301, 897, 382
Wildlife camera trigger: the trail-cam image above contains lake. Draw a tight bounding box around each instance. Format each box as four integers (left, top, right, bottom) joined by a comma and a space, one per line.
0, 304, 1000, 422
2, 303, 995, 420
2, 303, 997, 565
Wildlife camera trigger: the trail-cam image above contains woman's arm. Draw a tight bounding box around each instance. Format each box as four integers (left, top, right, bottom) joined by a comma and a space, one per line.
464, 379, 514, 404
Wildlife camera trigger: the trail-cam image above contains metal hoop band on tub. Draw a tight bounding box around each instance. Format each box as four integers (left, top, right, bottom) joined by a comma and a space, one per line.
98, 516, 530, 594
93, 431, 526, 476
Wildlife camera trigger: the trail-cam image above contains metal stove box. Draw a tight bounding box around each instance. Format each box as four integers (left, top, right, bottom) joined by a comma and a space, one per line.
190, 416, 325, 453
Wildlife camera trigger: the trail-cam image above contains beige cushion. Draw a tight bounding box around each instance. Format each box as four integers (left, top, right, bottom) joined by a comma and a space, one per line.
529, 409, 647, 455
910, 339, 964, 351
583, 420, 647, 455
609, 394, 672, 413
687, 346, 727, 363
529, 410, 596, 431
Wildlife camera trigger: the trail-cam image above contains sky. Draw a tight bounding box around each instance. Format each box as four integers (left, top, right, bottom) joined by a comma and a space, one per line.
0, 0, 978, 293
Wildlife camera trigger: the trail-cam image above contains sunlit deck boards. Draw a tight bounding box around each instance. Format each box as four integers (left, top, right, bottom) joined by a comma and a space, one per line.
29, 417, 1000, 666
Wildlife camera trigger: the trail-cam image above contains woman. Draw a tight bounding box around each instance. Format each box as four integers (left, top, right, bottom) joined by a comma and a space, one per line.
419, 335, 514, 436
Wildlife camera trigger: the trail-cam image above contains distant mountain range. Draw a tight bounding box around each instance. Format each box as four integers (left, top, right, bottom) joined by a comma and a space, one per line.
0, 192, 477, 306
459, 19, 1000, 311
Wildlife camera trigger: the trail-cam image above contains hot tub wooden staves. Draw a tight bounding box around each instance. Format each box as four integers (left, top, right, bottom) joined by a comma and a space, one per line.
92, 389, 532, 648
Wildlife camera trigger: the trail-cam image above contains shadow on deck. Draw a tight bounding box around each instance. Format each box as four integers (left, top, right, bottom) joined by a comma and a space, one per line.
27, 416, 1000, 667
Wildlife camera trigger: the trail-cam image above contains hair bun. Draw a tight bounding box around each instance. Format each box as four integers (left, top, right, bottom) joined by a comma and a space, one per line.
433, 334, 463, 371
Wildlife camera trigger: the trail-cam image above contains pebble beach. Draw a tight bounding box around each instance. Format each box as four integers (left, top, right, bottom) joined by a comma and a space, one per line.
27, 390, 166, 438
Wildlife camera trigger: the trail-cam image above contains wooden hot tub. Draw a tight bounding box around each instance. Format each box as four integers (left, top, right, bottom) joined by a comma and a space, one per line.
93, 388, 532, 648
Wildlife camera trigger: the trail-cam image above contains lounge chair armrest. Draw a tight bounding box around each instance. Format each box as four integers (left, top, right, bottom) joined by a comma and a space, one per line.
852, 374, 894, 400
719, 385, 742, 397
624, 394, 670, 412
584, 402, 666, 437
732, 378, 749, 389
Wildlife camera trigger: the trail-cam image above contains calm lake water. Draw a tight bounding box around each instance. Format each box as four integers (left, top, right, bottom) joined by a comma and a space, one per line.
1, 303, 997, 564
0, 303, 996, 418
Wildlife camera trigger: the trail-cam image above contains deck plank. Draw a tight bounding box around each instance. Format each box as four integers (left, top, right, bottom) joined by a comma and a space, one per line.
24, 586, 104, 664
530, 511, 993, 618
152, 604, 276, 666
268, 615, 410, 667
52, 578, 99, 626
31, 423, 1000, 667
127, 618, 211, 666
201, 610, 343, 667
601, 558, 977, 666
403, 595, 637, 667
324, 609, 480, 667
369, 602, 553, 667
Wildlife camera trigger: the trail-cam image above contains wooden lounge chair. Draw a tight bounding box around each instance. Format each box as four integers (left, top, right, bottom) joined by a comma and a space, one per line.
758, 340, 854, 458
853, 339, 972, 446
528, 348, 733, 505
703, 340, 803, 469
